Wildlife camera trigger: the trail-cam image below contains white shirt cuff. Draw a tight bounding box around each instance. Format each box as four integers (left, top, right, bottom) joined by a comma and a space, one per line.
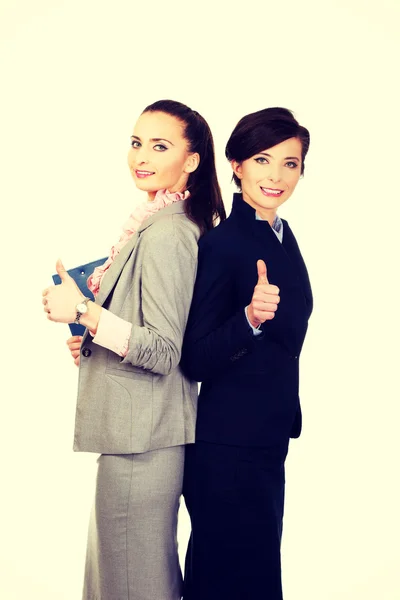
244, 306, 262, 336
91, 308, 132, 356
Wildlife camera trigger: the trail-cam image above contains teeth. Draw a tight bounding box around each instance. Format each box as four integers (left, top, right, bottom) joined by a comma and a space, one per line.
137, 170, 153, 175
261, 187, 282, 194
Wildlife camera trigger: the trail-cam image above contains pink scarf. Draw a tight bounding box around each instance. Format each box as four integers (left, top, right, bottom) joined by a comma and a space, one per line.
87, 188, 190, 296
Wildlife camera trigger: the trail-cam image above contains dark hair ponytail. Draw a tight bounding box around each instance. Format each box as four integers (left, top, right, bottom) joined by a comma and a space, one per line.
143, 100, 226, 235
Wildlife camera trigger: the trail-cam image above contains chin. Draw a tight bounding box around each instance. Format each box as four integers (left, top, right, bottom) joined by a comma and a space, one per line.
133, 179, 159, 193
257, 198, 281, 210
258, 194, 287, 210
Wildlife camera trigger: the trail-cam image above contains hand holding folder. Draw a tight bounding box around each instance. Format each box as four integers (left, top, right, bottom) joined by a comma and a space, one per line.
52, 257, 107, 336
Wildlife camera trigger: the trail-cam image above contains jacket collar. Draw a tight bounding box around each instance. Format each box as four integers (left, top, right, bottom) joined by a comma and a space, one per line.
230, 193, 283, 246
230, 192, 304, 285
137, 200, 186, 233
231, 192, 256, 219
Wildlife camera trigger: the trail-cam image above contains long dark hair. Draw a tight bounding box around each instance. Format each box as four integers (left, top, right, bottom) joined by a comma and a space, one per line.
143, 99, 226, 235
225, 107, 310, 188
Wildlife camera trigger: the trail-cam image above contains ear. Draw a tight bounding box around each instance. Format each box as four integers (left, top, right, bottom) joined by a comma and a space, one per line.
231, 159, 243, 180
185, 152, 200, 174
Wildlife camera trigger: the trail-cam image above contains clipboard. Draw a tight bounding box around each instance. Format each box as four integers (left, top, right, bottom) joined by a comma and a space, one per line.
52, 257, 107, 336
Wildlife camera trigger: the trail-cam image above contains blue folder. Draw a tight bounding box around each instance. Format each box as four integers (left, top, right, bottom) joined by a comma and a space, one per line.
52, 257, 107, 336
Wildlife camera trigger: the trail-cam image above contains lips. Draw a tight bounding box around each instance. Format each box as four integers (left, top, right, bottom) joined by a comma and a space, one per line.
260, 187, 284, 197
135, 169, 155, 178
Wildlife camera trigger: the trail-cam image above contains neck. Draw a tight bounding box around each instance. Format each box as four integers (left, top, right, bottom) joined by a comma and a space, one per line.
147, 186, 187, 203
242, 193, 277, 226
255, 210, 276, 225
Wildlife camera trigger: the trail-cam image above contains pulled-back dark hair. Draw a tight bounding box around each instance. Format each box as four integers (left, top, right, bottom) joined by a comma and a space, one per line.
225, 107, 310, 189
143, 99, 226, 235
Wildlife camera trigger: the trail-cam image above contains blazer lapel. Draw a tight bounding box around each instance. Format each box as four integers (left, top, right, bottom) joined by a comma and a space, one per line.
95, 231, 140, 307
247, 216, 300, 288
95, 200, 187, 308
230, 194, 295, 284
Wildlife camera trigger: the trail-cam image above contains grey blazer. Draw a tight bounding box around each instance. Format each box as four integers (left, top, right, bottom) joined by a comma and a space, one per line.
73, 202, 200, 454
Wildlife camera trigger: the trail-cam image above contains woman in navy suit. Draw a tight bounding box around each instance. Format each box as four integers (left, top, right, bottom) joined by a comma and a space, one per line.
180, 107, 313, 600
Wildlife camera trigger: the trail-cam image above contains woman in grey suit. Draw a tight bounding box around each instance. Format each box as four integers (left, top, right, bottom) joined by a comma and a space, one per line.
42, 99, 226, 600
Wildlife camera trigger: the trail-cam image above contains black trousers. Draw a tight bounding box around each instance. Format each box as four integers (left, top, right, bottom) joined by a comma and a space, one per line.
183, 440, 288, 600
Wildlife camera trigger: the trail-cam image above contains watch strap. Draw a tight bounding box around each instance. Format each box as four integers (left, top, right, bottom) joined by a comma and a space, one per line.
74, 297, 91, 325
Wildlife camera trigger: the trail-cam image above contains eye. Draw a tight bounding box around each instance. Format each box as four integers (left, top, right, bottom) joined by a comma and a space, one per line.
255, 157, 268, 164
131, 140, 141, 148
154, 144, 168, 152
286, 161, 299, 169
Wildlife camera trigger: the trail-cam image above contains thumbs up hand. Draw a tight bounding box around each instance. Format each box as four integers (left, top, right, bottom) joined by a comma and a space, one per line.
42, 259, 85, 323
246, 260, 280, 328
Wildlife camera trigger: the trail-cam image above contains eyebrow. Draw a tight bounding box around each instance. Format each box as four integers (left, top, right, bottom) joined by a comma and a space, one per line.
259, 152, 300, 160
131, 135, 174, 146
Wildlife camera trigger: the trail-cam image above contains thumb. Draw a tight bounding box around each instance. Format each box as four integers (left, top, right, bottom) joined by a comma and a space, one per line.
257, 259, 269, 284
56, 258, 70, 282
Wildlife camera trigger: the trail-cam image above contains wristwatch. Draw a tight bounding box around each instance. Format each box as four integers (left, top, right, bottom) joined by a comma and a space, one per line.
75, 297, 91, 325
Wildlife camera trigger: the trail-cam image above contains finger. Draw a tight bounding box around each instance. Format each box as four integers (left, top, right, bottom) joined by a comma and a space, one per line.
257, 260, 269, 285
74, 356, 80, 366
68, 340, 82, 348
67, 337, 83, 349
69, 343, 82, 352
254, 310, 276, 322
67, 336, 83, 345
253, 301, 278, 312
253, 289, 280, 304
71, 350, 80, 359
56, 258, 70, 283
256, 285, 280, 297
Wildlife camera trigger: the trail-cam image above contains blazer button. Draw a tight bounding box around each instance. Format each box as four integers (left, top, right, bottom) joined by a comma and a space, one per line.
82, 347, 92, 358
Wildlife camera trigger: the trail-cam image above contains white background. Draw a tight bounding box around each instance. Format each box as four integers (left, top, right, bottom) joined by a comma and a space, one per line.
1, 1, 399, 598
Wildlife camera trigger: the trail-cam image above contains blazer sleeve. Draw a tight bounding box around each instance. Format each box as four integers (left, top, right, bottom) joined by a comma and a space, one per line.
119, 220, 198, 375
180, 236, 263, 382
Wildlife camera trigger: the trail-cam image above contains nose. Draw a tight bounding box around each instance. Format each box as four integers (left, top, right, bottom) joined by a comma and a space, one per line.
267, 166, 281, 183
135, 146, 149, 165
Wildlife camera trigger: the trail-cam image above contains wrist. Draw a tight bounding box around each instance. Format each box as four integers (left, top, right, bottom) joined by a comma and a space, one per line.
245, 305, 261, 329
79, 301, 101, 334
249, 319, 261, 329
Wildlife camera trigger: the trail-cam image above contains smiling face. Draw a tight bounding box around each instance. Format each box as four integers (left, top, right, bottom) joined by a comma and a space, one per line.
128, 111, 199, 200
232, 137, 303, 223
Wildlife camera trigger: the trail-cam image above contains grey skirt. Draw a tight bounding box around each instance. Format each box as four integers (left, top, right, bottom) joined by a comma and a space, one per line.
83, 446, 185, 600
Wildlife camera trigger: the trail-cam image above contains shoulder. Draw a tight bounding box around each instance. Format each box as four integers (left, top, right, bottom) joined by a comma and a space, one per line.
198, 216, 239, 259
282, 217, 297, 233
142, 212, 200, 260
281, 218, 296, 240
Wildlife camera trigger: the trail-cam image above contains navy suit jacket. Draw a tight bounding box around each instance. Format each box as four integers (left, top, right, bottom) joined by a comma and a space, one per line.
180, 194, 313, 447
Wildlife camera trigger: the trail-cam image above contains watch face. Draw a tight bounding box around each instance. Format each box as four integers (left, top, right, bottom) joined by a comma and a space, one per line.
76, 302, 88, 314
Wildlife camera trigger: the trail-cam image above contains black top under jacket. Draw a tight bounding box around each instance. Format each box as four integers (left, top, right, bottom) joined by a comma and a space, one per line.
180, 193, 313, 447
